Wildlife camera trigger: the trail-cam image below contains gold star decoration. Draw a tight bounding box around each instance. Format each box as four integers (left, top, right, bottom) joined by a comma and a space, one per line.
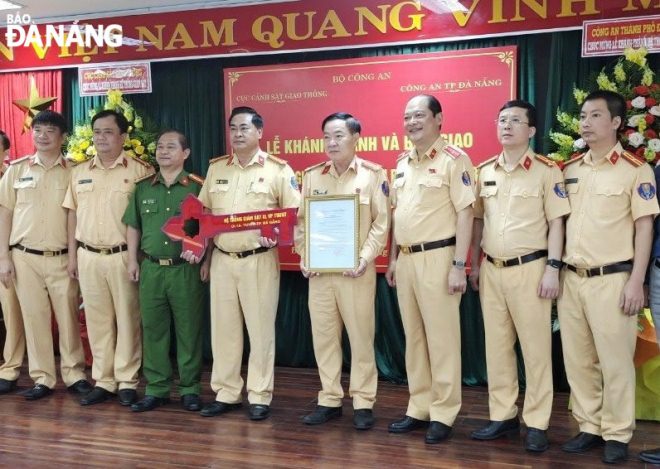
12, 75, 58, 133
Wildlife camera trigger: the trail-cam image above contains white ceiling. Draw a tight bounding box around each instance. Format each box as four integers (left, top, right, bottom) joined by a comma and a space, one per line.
1, 0, 295, 25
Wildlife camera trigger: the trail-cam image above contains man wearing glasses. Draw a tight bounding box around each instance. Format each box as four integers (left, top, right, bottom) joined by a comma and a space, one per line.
469, 100, 570, 452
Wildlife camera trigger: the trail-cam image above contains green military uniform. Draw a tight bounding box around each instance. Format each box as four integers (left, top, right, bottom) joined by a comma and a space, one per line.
122, 170, 204, 398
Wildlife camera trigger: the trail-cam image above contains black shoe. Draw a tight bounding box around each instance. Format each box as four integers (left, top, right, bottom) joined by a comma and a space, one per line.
561, 432, 604, 453
22, 384, 52, 401
425, 421, 452, 444
353, 409, 375, 430
181, 394, 202, 412
200, 401, 242, 417
388, 416, 429, 433
0, 378, 17, 394
80, 386, 114, 406
639, 447, 660, 464
67, 379, 93, 395
302, 405, 342, 425
248, 404, 271, 421
471, 417, 520, 440
131, 395, 170, 412
602, 440, 628, 464
525, 428, 549, 452
118, 389, 138, 406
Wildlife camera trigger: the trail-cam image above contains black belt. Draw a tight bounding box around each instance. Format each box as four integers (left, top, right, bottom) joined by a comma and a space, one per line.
566, 260, 633, 278
11, 243, 68, 257
398, 237, 456, 254
143, 253, 186, 266
216, 246, 270, 259
486, 250, 548, 268
78, 242, 128, 255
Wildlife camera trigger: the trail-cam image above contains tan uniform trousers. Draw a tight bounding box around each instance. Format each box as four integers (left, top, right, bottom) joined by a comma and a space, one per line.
308, 264, 378, 409
77, 248, 141, 392
209, 248, 279, 405
12, 250, 86, 388
558, 270, 637, 443
479, 258, 553, 429
395, 246, 462, 425
0, 281, 25, 381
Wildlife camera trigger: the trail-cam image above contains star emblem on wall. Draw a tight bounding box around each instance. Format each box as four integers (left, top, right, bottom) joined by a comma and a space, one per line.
12, 76, 58, 133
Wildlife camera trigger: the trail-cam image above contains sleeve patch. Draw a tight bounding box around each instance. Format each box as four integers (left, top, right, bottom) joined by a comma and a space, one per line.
637, 183, 656, 200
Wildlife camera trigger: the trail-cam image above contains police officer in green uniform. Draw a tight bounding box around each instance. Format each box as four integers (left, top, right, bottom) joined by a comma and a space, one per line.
123, 130, 209, 412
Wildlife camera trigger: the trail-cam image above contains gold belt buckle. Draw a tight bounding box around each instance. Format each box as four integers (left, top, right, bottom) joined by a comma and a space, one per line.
159, 259, 173, 266
400, 246, 411, 254
575, 268, 588, 278
493, 258, 504, 268
229, 252, 239, 259
43, 251, 55, 257
99, 248, 111, 255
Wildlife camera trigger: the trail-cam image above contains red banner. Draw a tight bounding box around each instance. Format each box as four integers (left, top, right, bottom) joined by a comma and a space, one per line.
224, 46, 516, 270
582, 15, 660, 57
1, 0, 657, 71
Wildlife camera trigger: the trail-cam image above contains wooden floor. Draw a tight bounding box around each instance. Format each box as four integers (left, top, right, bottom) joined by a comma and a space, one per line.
0, 366, 657, 468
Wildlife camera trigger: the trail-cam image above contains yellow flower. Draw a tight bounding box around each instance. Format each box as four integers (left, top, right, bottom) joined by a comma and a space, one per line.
624, 47, 648, 68
550, 131, 575, 149
126, 150, 136, 158
596, 73, 617, 92
130, 138, 142, 147
124, 109, 134, 122
86, 145, 96, 156
613, 63, 626, 83
642, 69, 654, 86
79, 140, 90, 150
107, 89, 123, 107
638, 119, 647, 133
147, 142, 156, 153
557, 111, 580, 134
644, 147, 655, 162
573, 88, 588, 105
134, 116, 143, 129
135, 145, 145, 155
548, 152, 563, 161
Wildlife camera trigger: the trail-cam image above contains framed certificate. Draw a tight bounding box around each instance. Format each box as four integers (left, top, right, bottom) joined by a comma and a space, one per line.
305, 194, 359, 273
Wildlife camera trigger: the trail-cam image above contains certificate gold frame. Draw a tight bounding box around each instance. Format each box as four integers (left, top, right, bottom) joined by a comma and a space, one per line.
304, 194, 359, 273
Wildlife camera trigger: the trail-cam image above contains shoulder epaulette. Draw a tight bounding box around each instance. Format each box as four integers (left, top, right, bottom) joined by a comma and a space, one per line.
267, 154, 288, 166
621, 151, 645, 167
188, 173, 204, 185
9, 155, 30, 166
396, 151, 410, 162
444, 145, 466, 160
135, 174, 154, 184
209, 155, 229, 165
360, 160, 382, 171
477, 156, 497, 170
534, 154, 558, 167
133, 157, 152, 168
563, 154, 584, 167
303, 161, 327, 173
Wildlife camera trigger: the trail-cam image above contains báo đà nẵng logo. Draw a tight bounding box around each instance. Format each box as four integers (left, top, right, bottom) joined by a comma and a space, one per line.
5, 13, 123, 48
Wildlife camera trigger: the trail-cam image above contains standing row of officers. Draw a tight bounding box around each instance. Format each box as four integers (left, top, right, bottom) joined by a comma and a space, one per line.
0, 90, 657, 466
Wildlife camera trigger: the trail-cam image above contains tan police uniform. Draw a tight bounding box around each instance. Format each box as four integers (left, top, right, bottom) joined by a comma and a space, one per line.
296, 157, 390, 409
391, 136, 475, 425
63, 152, 154, 393
474, 150, 570, 430
0, 164, 26, 383
559, 142, 659, 443
198, 150, 301, 405
0, 154, 86, 389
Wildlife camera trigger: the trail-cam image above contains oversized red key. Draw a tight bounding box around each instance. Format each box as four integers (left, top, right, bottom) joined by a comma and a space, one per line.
161, 193, 298, 258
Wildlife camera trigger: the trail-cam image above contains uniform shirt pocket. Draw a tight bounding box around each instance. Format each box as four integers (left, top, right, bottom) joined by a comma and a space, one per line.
479, 185, 498, 216
246, 180, 270, 209
418, 176, 445, 207
594, 184, 627, 217
510, 185, 542, 220
75, 182, 94, 208
139, 200, 159, 215
13, 178, 37, 206
208, 183, 230, 210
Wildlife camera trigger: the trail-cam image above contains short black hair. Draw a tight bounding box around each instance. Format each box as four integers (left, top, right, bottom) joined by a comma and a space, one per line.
499, 100, 537, 127
157, 129, 189, 151
91, 109, 130, 134
583, 90, 626, 130
31, 110, 67, 134
321, 112, 362, 134
0, 130, 10, 151
229, 106, 263, 130
418, 95, 442, 116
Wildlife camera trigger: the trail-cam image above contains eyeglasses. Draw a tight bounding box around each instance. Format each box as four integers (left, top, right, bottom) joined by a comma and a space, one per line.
496, 117, 529, 127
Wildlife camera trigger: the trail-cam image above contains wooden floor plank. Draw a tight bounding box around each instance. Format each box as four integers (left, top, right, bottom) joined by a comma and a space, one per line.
0, 365, 657, 468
